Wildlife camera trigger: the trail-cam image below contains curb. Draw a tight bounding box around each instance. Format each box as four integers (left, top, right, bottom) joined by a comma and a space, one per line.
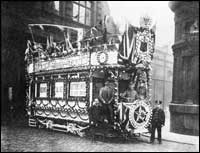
141, 134, 198, 145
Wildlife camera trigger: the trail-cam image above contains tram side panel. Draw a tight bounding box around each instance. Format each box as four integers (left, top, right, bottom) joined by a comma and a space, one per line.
27, 72, 91, 129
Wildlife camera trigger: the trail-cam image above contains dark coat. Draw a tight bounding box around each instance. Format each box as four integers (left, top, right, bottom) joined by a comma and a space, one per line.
88, 105, 105, 124
99, 86, 114, 104
151, 107, 165, 126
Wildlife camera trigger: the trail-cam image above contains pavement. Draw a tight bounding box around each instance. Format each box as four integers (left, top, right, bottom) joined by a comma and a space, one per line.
142, 112, 199, 147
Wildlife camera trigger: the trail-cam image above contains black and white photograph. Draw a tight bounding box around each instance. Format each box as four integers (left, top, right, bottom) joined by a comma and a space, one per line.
1, 1, 199, 152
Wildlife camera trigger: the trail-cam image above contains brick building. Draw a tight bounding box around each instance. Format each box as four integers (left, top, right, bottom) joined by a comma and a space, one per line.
169, 1, 199, 135
1, 1, 110, 121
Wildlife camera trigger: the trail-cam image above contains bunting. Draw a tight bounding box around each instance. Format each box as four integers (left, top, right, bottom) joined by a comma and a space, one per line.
46, 37, 50, 50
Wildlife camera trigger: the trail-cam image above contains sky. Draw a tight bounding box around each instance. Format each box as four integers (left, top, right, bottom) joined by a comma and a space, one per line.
107, 1, 174, 49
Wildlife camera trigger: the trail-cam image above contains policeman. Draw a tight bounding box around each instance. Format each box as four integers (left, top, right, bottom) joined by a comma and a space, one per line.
150, 100, 165, 144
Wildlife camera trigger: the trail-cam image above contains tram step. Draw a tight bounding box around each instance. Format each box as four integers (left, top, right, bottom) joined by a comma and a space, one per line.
29, 119, 36, 122
29, 124, 37, 127
29, 123, 37, 127
29, 118, 37, 127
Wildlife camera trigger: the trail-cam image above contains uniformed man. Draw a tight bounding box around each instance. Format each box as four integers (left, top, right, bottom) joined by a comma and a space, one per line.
150, 100, 165, 144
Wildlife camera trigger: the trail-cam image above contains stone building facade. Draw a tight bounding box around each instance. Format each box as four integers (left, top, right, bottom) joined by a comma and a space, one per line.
1, 1, 110, 121
151, 45, 173, 111
169, 1, 199, 135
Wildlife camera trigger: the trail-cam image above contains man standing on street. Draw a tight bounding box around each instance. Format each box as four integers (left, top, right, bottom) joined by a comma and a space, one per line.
99, 80, 115, 124
150, 100, 165, 144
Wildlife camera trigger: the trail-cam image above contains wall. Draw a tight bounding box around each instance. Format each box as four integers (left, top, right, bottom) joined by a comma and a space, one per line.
169, 1, 199, 136
150, 45, 173, 112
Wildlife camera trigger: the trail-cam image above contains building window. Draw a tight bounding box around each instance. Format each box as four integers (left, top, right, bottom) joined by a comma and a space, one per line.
54, 1, 60, 14
43, 2, 60, 15
54, 1, 60, 11
73, 1, 92, 26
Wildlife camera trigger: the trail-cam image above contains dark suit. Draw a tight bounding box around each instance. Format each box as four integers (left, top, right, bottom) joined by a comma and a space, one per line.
150, 106, 165, 143
99, 86, 114, 124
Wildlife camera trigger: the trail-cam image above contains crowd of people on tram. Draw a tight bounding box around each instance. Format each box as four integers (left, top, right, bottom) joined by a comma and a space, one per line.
25, 15, 121, 61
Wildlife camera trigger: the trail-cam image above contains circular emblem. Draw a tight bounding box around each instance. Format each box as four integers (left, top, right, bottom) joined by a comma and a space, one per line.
129, 99, 152, 129
97, 51, 108, 64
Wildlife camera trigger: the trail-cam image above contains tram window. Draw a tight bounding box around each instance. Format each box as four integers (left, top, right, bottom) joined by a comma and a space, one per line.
69, 81, 86, 97
54, 82, 64, 98
39, 83, 48, 98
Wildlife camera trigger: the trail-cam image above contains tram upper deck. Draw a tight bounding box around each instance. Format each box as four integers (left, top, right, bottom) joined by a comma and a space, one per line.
25, 22, 155, 74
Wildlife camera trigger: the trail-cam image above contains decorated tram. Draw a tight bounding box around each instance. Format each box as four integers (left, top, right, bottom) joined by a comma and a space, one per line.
25, 15, 156, 138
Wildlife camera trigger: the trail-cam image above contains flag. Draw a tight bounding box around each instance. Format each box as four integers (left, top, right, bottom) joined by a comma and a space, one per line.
64, 32, 74, 51
46, 37, 50, 50
118, 23, 137, 64
39, 25, 44, 30
57, 26, 64, 31
50, 35, 53, 47
90, 27, 97, 36
151, 23, 156, 34
102, 15, 108, 43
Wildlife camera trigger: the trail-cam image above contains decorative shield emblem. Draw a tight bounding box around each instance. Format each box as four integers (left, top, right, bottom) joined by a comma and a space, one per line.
129, 99, 152, 129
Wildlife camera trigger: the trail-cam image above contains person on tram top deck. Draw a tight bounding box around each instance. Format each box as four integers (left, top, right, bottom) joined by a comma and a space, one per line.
120, 81, 138, 102
99, 80, 115, 124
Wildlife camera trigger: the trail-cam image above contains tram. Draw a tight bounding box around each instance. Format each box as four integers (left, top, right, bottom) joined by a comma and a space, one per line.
25, 15, 156, 139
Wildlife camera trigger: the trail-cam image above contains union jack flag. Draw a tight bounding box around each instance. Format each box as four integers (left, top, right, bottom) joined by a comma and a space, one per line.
118, 23, 156, 68
118, 23, 138, 65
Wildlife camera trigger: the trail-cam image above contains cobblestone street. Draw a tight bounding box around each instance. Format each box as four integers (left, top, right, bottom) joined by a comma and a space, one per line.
1, 125, 198, 152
